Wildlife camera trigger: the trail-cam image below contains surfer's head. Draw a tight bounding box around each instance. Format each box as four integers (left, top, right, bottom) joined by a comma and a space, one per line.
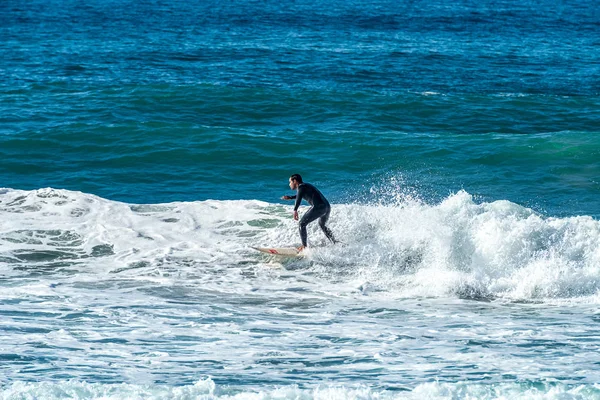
289, 174, 302, 190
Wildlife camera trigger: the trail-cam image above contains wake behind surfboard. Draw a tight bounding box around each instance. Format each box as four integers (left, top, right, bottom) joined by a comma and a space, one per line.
252, 247, 301, 257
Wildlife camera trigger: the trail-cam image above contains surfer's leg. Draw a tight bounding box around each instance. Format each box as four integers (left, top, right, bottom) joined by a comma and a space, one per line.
318, 208, 337, 244
299, 207, 321, 247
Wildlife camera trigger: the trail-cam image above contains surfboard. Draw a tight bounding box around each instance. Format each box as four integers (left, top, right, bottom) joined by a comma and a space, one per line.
252, 247, 301, 257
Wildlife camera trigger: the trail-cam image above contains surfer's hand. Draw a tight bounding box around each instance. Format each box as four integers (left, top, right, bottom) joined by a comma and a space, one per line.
281, 195, 292, 200
293, 210, 298, 220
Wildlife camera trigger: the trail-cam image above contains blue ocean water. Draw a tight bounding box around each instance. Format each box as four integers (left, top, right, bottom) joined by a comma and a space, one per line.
2, 0, 600, 398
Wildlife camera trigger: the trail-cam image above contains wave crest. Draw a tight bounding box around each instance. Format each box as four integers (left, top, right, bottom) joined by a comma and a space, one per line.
1, 188, 599, 302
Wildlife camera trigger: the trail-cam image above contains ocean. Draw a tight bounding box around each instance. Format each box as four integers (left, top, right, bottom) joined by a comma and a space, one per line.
1, 0, 600, 398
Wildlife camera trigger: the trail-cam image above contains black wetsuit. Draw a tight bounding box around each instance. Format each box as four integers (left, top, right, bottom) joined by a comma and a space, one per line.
290, 183, 336, 247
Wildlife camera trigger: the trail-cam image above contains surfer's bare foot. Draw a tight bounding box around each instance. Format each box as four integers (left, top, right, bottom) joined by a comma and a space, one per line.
297, 246, 305, 252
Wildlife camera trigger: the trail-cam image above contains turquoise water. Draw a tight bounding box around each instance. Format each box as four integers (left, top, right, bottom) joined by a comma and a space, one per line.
2, 0, 600, 398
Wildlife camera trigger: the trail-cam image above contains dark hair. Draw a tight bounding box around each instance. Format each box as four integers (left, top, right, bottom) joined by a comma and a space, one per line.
290, 174, 303, 183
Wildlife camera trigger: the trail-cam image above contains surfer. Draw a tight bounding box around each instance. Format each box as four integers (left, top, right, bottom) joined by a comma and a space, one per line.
281, 174, 337, 251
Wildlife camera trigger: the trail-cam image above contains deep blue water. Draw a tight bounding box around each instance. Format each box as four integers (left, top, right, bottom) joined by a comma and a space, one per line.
2, 0, 600, 214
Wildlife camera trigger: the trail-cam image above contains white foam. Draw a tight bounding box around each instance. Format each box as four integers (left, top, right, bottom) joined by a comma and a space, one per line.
1, 187, 600, 303
1, 379, 599, 400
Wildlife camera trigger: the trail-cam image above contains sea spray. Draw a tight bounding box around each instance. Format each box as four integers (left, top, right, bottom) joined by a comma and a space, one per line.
2, 188, 600, 302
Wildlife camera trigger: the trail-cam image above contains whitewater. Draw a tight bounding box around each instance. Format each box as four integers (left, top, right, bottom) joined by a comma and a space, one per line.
2, 187, 600, 399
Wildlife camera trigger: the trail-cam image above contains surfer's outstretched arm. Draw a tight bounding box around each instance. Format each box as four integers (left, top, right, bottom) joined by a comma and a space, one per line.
281, 195, 296, 200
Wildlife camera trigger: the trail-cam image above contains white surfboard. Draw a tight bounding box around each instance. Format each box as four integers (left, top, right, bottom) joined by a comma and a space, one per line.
252, 247, 301, 257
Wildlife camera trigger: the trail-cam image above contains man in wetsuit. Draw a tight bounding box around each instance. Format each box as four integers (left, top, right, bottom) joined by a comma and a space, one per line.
281, 174, 337, 251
